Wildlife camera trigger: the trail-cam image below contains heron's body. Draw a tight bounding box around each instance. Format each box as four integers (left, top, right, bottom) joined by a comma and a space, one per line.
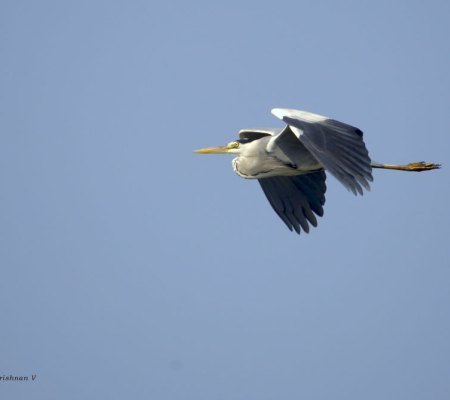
231, 129, 322, 179
195, 108, 440, 234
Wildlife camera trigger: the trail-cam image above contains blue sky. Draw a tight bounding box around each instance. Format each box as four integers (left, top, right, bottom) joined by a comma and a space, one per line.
1, 1, 449, 399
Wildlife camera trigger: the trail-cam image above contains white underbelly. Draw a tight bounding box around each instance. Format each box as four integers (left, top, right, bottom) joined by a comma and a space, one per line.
232, 157, 322, 179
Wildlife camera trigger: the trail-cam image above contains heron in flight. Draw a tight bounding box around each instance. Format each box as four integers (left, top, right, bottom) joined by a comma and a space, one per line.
195, 108, 440, 234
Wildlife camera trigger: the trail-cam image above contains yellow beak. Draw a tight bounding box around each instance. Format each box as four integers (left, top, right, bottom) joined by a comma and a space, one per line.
194, 145, 229, 154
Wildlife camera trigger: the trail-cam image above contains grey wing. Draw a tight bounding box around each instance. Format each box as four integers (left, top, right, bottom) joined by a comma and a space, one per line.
272, 108, 373, 195
258, 171, 326, 234
266, 125, 321, 170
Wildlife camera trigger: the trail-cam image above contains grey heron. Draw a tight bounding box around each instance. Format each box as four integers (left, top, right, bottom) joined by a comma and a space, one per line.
195, 108, 440, 234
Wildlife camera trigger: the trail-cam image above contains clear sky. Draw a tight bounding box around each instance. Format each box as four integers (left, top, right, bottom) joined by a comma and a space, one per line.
1, 1, 449, 399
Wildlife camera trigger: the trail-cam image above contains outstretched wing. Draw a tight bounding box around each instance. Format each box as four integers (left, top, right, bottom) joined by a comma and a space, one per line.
272, 108, 372, 195
258, 171, 326, 234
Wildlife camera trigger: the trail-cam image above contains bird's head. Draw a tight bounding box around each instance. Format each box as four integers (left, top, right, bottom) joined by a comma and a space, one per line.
194, 140, 243, 155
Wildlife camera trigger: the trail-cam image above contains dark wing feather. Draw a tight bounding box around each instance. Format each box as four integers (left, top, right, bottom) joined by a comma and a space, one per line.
258, 171, 326, 234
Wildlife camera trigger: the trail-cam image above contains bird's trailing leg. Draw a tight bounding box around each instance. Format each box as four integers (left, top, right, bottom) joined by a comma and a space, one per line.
371, 161, 441, 172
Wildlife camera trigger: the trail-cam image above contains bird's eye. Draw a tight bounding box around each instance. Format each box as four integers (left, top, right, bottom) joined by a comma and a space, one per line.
227, 141, 240, 149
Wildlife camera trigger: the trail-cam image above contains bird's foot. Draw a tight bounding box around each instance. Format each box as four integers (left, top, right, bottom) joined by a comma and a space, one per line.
404, 162, 441, 171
